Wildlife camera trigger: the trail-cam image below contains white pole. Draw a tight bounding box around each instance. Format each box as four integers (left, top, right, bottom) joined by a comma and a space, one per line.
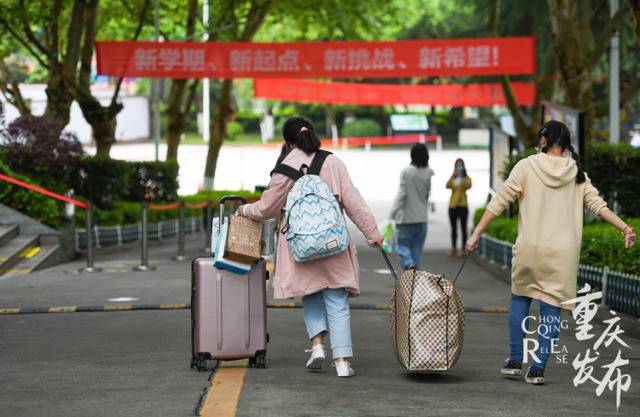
609, 0, 620, 144
153, 0, 161, 160
202, 0, 210, 144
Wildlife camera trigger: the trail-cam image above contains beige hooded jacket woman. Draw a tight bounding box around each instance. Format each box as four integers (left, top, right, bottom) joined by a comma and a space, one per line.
486, 153, 608, 310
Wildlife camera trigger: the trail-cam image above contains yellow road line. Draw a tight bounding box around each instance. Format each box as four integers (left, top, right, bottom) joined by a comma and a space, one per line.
48, 306, 77, 313
0, 308, 20, 314
7, 269, 29, 273
199, 361, 248, 417
481, 306, 509, 313
375, 303, 392, 310
159, 303, 187, 310
21, 246, 40, 258
103, 304, 132, 311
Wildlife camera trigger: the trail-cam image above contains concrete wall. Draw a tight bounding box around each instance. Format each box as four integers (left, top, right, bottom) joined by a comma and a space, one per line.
1, 84, 149, 144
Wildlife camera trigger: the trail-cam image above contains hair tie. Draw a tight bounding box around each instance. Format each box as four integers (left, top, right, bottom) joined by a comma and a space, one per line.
300, 126, 309, 133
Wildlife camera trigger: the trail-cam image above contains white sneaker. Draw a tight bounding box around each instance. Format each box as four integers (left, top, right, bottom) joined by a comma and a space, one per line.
305, 345, 325, 371
334, 360, 355, 378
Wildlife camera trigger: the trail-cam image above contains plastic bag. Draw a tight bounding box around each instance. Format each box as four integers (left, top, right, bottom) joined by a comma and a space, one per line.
382, 223, 396, 253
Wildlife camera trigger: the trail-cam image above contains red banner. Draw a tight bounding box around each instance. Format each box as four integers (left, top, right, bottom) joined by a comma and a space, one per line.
95, 37, 536, 79
254, 78, 535, 106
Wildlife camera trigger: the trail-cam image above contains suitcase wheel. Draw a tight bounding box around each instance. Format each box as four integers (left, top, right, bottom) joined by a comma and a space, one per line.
190, 357, 208, 372
253, 350, 267, 369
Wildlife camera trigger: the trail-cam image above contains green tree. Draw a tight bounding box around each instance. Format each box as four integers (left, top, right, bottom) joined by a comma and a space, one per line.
76, 0, 151, 157
164, 0, 199, 162
202, 0, 272, 190
0, 0, 88, 137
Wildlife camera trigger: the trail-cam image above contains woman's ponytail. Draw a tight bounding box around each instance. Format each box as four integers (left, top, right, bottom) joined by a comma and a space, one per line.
282, 117, 321, 155
296, 129, 321, 154
567, 144, 586, 184
539, 120, 586, 184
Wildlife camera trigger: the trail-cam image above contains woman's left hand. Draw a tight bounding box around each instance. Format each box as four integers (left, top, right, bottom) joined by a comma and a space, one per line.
623, 226, 636, 248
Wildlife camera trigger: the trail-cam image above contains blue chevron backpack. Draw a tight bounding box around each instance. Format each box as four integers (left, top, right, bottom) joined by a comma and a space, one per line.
271, 150, 348, 262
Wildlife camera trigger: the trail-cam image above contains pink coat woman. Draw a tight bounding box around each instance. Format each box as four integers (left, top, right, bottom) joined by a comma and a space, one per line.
243, 147, 382, 299
240, 116, 382, 378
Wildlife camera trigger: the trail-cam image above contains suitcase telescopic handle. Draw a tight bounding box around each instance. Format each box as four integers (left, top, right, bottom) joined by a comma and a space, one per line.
219, 195, 247, 205
218, 195, 248, 232
378, 246, 398, 281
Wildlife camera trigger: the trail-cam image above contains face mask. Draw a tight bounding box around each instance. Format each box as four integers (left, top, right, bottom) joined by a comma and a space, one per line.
456, 165, 464, 173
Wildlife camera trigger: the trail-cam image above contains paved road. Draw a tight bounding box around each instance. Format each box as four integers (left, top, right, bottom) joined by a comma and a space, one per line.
0, 236, 638, 416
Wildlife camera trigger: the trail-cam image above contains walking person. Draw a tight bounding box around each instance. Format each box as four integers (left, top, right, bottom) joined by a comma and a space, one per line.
467, 120, 636, 385
238, 117, 383, 378
389, 143, 435, 270
446, 159, 472, 256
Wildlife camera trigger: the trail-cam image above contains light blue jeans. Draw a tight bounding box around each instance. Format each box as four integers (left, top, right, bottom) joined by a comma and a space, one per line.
301, 288, 353, 359
395, 223, 427, 269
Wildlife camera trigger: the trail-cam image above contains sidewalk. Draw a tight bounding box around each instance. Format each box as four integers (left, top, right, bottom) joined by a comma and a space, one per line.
0, 237, 638, 416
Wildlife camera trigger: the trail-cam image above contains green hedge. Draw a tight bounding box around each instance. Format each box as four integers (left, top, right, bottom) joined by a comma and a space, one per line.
75, 190, 262, 226
474, 208, 639, 274
72, 157, 179, 210
0, 161, 62, 228
342, 118, 382, 138
585, 143, 640, 218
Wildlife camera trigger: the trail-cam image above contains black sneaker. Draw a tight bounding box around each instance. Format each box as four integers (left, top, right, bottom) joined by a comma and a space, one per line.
525, 366, 545, 385
500, 359, 522, 377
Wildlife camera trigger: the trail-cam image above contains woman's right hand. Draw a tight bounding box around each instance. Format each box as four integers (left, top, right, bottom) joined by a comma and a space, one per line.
370, 236, 384, 248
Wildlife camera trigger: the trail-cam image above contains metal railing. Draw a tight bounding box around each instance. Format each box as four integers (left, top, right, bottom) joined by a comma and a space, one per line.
478, 234, 640, 316
76, 217, 204, 250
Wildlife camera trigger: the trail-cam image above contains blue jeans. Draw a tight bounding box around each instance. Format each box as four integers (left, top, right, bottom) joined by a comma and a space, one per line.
509, 294, 561, 369
395, 223, 427, 269
302, 288, 353, 359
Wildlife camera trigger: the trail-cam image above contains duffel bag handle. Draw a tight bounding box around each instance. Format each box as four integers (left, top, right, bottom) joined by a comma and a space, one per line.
378, 246, 398, 281
452, 252, 471, 286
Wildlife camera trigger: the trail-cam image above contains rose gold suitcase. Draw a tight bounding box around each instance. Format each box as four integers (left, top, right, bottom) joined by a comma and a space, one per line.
190, 256, 268, 371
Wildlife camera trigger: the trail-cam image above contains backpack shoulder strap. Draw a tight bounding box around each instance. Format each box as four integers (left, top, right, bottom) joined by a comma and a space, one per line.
270, 163, 303, 181
308, 150, 332, 176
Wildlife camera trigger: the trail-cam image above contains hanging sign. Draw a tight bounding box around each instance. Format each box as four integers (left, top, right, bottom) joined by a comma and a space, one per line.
95, 37, 536, 79
254, 78, 535, 106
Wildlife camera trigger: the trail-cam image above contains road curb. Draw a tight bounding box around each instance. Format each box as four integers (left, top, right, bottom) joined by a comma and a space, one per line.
0, 302, 509, 315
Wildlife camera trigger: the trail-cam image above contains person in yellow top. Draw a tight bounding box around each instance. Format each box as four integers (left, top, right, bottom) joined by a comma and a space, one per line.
446, 158, 472, 256
467, 120, 636, 385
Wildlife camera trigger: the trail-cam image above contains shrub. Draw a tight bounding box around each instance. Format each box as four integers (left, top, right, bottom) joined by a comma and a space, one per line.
71, 157, 130, 210
226, 121, 244, 141
1, 114, 83, 194
0, 161, 62, 228
580, 219, 640, 273
124, 160, 180, 202
342, 118, 382, 138
585, 142, 640, 217
74, 190, 262, 226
